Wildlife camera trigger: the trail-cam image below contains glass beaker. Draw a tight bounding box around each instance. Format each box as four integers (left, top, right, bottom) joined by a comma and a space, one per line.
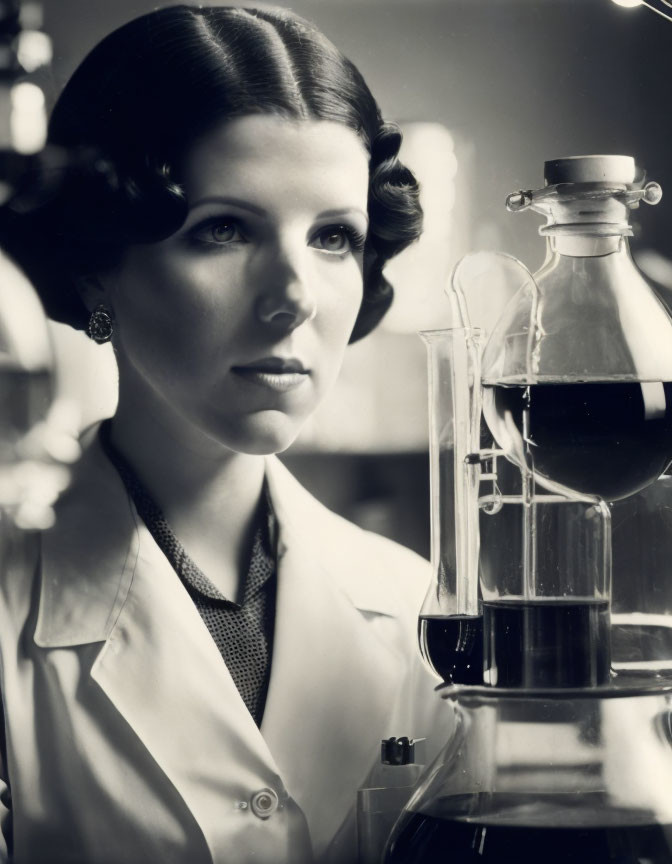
479, 490, 612, 688
418, 328, 484, 685
609, 475, 672, 673
385, 678, 672, 863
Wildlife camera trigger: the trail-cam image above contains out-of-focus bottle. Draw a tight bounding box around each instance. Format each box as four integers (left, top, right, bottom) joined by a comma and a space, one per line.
0, 0, 53, 440
0, 1, 76, 530
0, 0, 53, 445
357, 737, 425, 864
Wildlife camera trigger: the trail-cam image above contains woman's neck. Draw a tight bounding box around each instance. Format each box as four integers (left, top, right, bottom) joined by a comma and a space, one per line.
109, 390, 267, 601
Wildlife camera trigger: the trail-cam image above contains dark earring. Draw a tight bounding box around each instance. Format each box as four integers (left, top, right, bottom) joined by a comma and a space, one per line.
87, 304, 114, 344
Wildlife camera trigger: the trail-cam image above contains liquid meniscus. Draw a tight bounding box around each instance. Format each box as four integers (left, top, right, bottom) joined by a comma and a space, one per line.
482, 381, 672, 501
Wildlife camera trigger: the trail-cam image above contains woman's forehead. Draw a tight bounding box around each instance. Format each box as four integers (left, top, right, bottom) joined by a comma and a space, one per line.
179, 115, 370, 214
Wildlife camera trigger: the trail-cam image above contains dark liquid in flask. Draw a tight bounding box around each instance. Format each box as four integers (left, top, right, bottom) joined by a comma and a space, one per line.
385, 808, 672, 864
483, 598, 610, 688
418, 615, 483, 685
482, 381, 672, 501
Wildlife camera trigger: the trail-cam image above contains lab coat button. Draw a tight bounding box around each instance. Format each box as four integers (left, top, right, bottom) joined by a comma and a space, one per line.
250, 788, 279, 819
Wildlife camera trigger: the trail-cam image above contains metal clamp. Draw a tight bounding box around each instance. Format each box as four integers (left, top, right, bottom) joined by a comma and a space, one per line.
466, 449, 504, 514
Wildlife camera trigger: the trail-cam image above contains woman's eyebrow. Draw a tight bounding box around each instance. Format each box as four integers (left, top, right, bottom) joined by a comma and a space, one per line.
188, 196, 269, 216
187, 198, 369, 228
317, 207, 369, 227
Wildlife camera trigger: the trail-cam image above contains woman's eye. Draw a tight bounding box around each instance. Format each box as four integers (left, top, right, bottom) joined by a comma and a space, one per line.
312, 225, 366, 256
190, 219, 246, 246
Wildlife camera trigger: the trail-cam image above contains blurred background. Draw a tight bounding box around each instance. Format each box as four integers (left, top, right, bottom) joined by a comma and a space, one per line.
37, 0, 672, 558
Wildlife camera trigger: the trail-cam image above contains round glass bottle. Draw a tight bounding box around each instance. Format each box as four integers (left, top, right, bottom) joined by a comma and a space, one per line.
481, 155, 672, 503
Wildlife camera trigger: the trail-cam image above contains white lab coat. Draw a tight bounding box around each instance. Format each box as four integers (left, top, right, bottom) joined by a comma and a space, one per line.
0, 432, 445, 863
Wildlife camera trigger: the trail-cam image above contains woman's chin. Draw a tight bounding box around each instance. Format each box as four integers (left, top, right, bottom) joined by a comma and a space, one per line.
217, 411, 306, 456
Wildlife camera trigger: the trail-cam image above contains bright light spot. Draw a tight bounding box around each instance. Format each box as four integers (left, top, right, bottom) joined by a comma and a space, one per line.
11, 82, 44, 113
19, 1, 44, 31
0, 246, 53, 370
10, 82, 47, 154
18, 31, 53, 73
611, 0, 643, 7
641, 382, 666, 420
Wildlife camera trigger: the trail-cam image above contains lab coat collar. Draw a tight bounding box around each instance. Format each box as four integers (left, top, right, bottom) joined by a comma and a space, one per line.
263, 455, 405, 620
35, 427, 138, 648
34, 433, 413, 858
34, 437, 402, 647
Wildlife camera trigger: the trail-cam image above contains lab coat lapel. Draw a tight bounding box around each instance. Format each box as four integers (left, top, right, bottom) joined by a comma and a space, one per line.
36, 434, 285, 853
90, 518, 287, 849
261, 458, 406, 858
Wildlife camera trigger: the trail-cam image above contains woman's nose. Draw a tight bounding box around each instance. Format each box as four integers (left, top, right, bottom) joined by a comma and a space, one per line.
254, 249, 316, 330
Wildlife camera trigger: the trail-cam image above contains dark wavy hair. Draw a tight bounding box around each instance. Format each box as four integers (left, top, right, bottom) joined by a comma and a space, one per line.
3, 5, 422, 342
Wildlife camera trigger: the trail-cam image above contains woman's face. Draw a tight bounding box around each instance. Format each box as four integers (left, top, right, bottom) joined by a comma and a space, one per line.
100, 115, 369, 455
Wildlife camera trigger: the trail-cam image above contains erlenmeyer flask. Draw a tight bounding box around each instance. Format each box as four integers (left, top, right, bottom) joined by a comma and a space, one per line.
385, 680, 672, 863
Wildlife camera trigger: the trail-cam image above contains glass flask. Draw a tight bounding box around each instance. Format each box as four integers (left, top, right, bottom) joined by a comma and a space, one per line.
481, 155, 672, 503
388, 156, 672, 864
476, 155, 672, 687
385, 678, 672, 863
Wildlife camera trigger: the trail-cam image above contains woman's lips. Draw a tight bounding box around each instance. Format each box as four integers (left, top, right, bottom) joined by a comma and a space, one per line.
232, 358, 310, 393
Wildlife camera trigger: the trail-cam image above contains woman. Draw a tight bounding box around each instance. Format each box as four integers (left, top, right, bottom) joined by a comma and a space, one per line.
0, 6, 440, 863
